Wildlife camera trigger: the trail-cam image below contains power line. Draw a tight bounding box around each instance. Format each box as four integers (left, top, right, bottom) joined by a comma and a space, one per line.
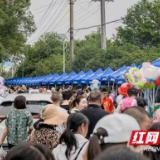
57, 2, 98, 33
32, 1, 64, 16
74, 18, 123, 31
28, 1, 68, 43
51, 8, 70, 31
36, 0, 57, 27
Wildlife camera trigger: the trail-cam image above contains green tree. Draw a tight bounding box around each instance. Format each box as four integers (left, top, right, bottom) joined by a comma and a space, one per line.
15, 32, 70, 77
0, 0, 36, 61
115, 0, 160, 48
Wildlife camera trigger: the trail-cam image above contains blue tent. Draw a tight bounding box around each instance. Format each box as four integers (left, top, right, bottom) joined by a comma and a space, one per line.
131, 63, 136, 68
64, 71, 85, 85
72, 70, 93, 85
81, 68, 103, 85
49, 73, 67, 85
56, 71, 76, 85
101, 67, 116, 82
151, 58, 160, 67
107, 65, 127, 83
115, 64, 137, 85
40, 73, 59, 86
88, 67, 113, 84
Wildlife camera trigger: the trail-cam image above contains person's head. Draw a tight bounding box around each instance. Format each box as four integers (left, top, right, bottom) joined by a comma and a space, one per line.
69, 95, 88, 111
88, 90, 102, 106
40, 104, 68, 126
9, 86, 15, 93
59, 88, 62, 93
96, 146, 148, 160
43, 87, 47, 93
143, 122, 160, 160
136, 98, 148, 109
87, 114, 140, 160
101, 88, 109, 99
123, 107, 152, 130
21, 85, 26, 90
59, 113, 89, 159
51, 92, 62, 104
90, 80, 101, 90
5, 143, 55, 160
51, 87, 56, 93
71, 90, 77, 98
14, 95, 26, 109
127, 87, 138, 98
62, 90, 72, 100
39, 87, 43, 93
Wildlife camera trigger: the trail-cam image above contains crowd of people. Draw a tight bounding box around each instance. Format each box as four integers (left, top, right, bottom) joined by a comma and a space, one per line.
0, 80, 160, 160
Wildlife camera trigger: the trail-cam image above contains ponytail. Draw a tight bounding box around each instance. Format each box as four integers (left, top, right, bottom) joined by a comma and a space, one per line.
88, 135, 101, 160
59, 129, 78, 159
87, 128, 108, 160
59, 113, 89, 159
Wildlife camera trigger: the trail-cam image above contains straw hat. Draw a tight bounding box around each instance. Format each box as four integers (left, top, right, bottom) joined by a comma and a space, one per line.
41, 104, 68, 125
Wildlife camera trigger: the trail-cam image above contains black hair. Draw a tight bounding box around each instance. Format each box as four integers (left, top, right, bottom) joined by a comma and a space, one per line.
88, 128, 127, 160
69, 95, 86, 111
14, 95, 26, 109
101, 88, 108, 92
63, 90, 72, 100
96, 146, 148, 160
59, 113, 89, 159
71, 90, 77, 95
127, 87, 138, 97
5, 143, 55, 160
136, 98, 148, 108
144, 122, 160, 160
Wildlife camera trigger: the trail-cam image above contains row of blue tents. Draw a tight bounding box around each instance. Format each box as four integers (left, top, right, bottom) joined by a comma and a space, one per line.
5, 58, 160, 86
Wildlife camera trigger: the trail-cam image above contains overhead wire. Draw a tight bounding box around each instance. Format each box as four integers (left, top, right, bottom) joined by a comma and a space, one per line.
28, 0, 68, 43
32, 0, 64, 16
36, 0, 56, 27
57, 2, 98, 33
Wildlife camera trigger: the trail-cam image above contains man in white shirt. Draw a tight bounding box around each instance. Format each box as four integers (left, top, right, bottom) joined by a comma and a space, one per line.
51, 91, 68, 133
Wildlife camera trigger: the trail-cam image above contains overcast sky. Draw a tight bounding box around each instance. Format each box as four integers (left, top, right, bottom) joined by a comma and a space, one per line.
27, 0, 140, 44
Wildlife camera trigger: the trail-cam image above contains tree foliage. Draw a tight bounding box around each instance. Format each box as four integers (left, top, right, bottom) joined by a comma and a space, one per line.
15, 32, 70, 77
115, 0, 160, 48
0, 0, 36, 61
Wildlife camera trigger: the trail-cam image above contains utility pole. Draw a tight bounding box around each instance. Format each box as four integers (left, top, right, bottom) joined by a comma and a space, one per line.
101, 0, 106, 50
70, 0, 74, 70
92, 0, 114, 50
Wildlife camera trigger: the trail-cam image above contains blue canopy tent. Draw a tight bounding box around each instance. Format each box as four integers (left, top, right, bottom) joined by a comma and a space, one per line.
88, 69, 105, 84
81, 68, 103, 85
64, 71, 85, 85
40, 73, 59, 86
108, 65, 127, 83
151, 58, 160, 67
56, 71, 76, 85
72, 70, 93, 85
115, 63, 137, 85
49, 73, 67, 85
88, 67, 113, 84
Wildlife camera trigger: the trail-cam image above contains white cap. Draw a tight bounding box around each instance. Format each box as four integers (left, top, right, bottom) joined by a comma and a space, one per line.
93, 114, 140, 143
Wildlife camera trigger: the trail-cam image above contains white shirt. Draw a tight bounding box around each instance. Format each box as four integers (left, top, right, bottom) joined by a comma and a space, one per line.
53, 134, 88, 160
55, 106, 68, 133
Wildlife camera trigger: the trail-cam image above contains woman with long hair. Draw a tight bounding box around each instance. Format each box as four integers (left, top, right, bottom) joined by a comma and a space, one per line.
69, 96, 88, 113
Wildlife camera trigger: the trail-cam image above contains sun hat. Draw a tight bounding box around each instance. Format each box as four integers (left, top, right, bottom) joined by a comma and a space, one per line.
41, 104, 69, 125
118, 83, 132, 96
93, 114, 140, 143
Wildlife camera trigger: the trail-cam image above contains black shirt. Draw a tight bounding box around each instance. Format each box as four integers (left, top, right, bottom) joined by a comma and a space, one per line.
80, 104, 109, 139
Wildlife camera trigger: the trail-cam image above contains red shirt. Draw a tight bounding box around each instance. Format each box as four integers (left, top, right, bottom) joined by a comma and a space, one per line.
102, 98, 114, 114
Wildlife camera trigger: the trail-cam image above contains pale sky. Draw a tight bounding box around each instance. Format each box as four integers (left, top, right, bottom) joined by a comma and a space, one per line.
27, 0, 140, 44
